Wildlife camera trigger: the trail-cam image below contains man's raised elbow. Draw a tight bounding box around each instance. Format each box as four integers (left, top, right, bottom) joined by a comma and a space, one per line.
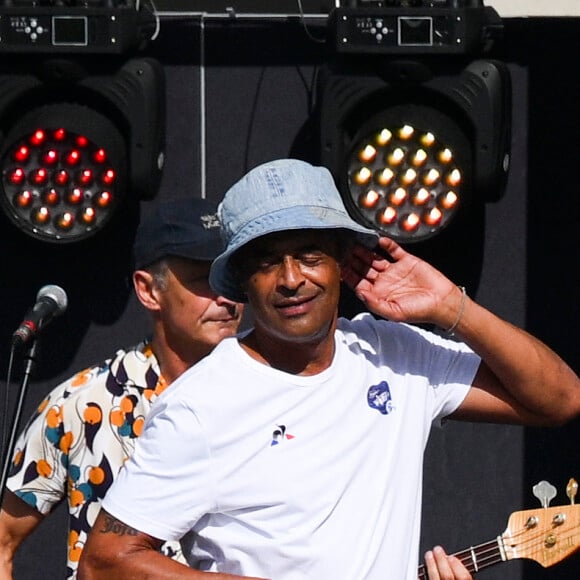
540, 378, 580, 427
553, 399, 580, 426
558, 374, 580, 423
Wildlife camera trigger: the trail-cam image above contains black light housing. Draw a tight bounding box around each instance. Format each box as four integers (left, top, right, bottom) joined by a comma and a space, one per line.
318, 57, 511, 243
0, 57, 165, 243
329, 0, 503, 57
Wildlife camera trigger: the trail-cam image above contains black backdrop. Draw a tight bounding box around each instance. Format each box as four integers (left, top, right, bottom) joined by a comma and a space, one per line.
1, 16, 579, 580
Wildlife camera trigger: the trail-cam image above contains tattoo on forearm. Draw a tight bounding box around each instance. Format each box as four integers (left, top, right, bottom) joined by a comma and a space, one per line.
100, 514, 139, 536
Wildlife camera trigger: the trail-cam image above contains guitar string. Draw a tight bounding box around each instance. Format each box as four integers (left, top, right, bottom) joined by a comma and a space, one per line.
417, 540, 502, 577
461, 525, 580, 572
417, 524, 579, 576
418, 538, 508, 575
419, 540, 502, 580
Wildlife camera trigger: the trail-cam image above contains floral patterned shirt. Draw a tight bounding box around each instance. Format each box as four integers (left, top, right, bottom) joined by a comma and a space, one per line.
6, 341, 185, 577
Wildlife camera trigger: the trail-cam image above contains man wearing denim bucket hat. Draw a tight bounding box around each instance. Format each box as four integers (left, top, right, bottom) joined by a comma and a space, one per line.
81, 160, 580, 580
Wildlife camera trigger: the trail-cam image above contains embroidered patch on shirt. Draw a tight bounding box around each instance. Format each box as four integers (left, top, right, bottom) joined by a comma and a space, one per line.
367, 381, 394, 415
270, 424, 294, 446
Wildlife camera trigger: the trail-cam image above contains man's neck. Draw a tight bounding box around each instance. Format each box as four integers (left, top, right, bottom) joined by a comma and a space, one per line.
239, 329, 336, 376
151, 335, 209, 386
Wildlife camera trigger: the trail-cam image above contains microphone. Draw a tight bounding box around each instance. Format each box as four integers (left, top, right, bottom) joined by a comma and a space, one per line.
12, 285, 68, 347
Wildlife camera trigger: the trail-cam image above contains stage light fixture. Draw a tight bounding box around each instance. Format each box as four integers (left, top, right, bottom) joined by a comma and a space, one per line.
331, 0, 503, 56
342, 105, 470, 242
318, 1, 510, 244
0, 57, 165, 243
0, 0, 158, 55
319, 59, 511, 243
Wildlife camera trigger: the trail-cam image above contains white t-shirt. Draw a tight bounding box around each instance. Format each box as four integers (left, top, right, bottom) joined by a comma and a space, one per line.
103, 314, 480, 580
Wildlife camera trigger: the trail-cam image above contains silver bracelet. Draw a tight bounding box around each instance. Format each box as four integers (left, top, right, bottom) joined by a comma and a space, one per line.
445, 286, 467, 336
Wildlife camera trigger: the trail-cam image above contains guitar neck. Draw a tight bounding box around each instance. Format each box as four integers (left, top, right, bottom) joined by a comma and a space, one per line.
417, 537, 504, 579
418, 501, 580, 578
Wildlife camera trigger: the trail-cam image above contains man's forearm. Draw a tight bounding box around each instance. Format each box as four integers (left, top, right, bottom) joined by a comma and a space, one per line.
79, 545, 255, 580
79, 510, 267, 580
0, 545, 14, 580
454, 295, 580, 425
0, 490, 45, 580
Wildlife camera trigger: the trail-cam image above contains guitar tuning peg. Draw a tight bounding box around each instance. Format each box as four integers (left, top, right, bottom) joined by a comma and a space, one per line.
533, 480, 557, 508
566, 478, 578, 505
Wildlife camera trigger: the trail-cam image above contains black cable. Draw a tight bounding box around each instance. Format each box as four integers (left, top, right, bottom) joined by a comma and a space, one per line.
243, 65, 267, 173
0, 341, 38, 507
296, 0, 327, 44
1, 348, 16, 458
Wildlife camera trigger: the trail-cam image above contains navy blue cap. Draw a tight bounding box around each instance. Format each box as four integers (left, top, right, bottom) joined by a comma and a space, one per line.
133, 198, 223, 270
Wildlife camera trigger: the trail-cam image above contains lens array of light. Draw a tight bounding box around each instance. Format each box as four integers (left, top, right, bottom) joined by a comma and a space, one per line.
347, 124, 462, 242
1, 128, 117, 242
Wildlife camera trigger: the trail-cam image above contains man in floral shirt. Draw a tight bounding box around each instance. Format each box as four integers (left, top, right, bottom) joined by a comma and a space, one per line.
0, 198, 243, 578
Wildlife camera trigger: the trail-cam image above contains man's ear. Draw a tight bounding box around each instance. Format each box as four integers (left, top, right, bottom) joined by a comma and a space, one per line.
133, 270, 161, 312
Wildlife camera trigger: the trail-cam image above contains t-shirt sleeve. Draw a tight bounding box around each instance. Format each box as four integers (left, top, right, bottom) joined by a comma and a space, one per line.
400, 323, 480, 424
6, 382, 72, 514
430, 351, 479, 425
102, 392, 214, 542
341, 315, 480, 425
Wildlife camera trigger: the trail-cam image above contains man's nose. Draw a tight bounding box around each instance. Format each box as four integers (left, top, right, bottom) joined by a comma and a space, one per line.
215, 295, 240, 316
278, 256, 305, 290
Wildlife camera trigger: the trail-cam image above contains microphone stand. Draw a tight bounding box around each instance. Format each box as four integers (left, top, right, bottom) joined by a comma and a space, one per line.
0, 339, 39, 507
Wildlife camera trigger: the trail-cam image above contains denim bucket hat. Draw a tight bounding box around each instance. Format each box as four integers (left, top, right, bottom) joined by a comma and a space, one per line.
209, 159, 379, 302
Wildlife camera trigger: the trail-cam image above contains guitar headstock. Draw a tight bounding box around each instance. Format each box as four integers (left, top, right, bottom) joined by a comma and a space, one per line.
502, 479, 580, 568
